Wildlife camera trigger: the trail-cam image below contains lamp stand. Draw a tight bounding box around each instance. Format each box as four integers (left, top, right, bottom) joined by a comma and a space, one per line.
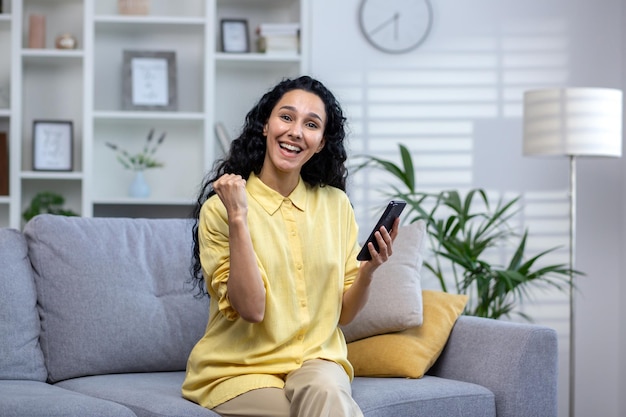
568, 155, 576, 417
523, 87, 623, 417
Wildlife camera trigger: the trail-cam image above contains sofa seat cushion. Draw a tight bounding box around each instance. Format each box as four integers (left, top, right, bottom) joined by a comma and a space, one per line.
0, 228, 47, 382
0, 380, 136, 417
24, 215, 209, 383
55, 372, 219, 417
352, 376, 495, 417
56, 372, 493, 417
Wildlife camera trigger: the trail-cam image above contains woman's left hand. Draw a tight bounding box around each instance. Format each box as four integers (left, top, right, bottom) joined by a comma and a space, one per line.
361, 216, 400, 272
339, 217, 401, 325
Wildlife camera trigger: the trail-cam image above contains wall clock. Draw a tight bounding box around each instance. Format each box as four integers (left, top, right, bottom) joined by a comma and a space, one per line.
358, 0, 433, 54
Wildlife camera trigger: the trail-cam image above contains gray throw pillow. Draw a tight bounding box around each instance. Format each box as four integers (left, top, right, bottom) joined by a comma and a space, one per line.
0, 228, 47, 381
341, 221, 426, 343
24, 215, 209, 383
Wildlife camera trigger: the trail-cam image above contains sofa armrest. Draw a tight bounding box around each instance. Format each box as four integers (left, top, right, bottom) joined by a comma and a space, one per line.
428, 315, 557, 417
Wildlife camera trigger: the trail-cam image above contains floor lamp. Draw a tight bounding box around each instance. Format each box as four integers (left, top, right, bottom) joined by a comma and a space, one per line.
522, 87, 623, 417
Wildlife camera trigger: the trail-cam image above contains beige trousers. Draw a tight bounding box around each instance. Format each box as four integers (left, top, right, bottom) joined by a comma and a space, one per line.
213, 359, 363, 417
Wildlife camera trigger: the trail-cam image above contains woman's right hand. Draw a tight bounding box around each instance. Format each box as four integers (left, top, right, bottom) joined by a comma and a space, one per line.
213, 174, 248, 221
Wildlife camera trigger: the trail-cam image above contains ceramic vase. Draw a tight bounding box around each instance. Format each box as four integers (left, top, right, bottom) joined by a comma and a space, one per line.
129, 170, 150, 198
28, 14, 46, 49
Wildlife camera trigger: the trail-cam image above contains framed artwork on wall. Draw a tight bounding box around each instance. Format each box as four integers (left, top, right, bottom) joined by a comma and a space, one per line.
32, 120, 73, 171
221, 19, 249, 53
122, 50, 177, 111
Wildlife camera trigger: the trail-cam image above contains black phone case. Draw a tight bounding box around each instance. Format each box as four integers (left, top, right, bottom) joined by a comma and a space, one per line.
356, 200, 406, 261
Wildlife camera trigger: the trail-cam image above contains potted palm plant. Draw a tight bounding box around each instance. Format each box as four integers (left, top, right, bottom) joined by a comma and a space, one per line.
354, 144, 577, 320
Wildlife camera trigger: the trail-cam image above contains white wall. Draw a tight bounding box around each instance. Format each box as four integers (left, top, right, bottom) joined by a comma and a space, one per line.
308, 1, 624, 416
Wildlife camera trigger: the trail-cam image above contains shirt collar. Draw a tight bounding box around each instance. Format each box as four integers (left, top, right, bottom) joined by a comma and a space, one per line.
247, 172, 307, 215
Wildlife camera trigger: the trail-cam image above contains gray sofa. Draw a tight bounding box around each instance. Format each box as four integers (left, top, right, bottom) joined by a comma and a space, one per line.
0, 214, 558, 417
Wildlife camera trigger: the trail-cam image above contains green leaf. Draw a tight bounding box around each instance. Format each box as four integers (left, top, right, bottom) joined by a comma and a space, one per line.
398, 144, 415, 193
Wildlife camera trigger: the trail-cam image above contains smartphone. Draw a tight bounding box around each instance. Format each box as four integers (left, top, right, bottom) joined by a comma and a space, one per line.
356, 200, 406, 261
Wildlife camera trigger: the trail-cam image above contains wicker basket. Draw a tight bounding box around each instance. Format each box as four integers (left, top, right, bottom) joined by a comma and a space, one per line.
118, 0, 150, 15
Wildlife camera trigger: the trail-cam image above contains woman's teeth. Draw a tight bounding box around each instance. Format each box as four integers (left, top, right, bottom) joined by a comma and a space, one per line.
280, 143, 301, 153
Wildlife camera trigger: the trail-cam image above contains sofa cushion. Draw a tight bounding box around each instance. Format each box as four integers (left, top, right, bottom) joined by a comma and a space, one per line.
352, 376, 495, 417
347, 290, 468, 378
24, 215, 210, 383
56, 372, 495, 417
0, 228, 47, 382
0, 380, 137, 417
341, 221, 426, 342
56, 372, 220, 417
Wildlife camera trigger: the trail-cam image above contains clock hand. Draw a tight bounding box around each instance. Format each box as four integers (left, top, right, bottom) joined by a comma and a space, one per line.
394, 12, 399, 40
369, 12, 400, 37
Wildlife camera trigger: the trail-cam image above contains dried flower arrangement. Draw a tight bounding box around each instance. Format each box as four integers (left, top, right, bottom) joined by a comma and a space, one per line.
106, 128, 166, 171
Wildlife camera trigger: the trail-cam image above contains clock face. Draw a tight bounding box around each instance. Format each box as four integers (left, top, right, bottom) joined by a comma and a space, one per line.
359, 0, 433, 54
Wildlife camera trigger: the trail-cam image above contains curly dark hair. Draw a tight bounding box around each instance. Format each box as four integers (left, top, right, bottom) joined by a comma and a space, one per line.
190, 75, 348, 297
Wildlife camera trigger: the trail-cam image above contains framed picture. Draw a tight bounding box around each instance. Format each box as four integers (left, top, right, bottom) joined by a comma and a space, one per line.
122, 50, 177, 111
32, 120, 73, 171
221, 19, 249, 53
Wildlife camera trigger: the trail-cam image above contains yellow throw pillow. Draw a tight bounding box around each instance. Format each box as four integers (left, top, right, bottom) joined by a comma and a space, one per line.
347, 290, 468, 378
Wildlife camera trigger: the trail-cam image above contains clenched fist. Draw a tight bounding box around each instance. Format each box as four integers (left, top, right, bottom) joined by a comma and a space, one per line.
213, 174, 248, 222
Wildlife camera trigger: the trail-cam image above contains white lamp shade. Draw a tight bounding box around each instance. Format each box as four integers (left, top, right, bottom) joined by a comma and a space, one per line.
523, 88, 623, 157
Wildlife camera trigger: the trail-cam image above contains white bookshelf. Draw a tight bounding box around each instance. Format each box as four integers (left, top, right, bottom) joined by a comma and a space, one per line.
1, 0, 308, 228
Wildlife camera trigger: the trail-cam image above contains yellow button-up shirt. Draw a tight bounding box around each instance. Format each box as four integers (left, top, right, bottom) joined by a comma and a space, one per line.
182, 173, 360, 409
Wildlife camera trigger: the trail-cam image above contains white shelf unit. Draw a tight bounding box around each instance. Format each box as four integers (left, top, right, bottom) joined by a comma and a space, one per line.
88, 1, 209, 218
1, 0, 308, 228
5, 0, 85, 228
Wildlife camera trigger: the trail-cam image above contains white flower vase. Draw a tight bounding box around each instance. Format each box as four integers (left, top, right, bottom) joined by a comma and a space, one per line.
129, 170, 150, 198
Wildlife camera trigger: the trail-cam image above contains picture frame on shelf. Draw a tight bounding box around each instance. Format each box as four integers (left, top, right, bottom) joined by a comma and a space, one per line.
122, 50, 177, 111
32, 120, 73, 171
221, 19, 250, 53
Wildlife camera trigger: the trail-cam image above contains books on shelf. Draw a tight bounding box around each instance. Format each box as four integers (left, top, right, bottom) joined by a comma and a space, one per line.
257, 36, 299, 54
256, 23, 300, 54
257, 23, 300, 36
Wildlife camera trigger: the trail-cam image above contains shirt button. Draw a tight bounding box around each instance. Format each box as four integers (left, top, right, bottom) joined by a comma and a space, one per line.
296, 264, 302, 270
301, 301, 306, 307
298, 334, 304, 340
296, 359, 301, 364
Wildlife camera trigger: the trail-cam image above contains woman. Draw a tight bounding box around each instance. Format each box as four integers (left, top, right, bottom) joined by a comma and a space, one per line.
182, 75, 398, 417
